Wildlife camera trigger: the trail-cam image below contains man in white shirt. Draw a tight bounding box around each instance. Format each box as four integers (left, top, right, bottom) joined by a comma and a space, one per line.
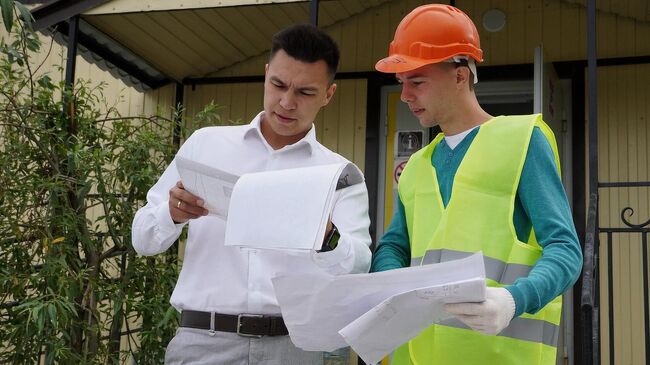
132, 24, 372, 364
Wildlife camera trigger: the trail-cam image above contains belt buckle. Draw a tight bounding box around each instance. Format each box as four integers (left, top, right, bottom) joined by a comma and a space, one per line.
237, 313, 264, 338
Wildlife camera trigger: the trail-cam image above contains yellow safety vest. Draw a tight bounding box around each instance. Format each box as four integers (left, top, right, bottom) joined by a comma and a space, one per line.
393, 114, 562, 365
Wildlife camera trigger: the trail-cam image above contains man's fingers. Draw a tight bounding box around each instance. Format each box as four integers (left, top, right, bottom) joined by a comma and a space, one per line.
169, 181, 208, 223
173, 188, 204, 207
170, 182, 207, 211
175, 198, 208, 217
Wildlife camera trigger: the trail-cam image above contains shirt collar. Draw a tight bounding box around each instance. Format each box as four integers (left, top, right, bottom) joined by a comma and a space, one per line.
443, 125, 479, 150
243, 111, 317, 154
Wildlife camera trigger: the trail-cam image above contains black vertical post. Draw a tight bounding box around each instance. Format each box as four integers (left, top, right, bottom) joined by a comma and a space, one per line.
64, 15, 79, 120
173, 82, 184, 148
587, 1, 598, 198
170, 82, 185, 259
364, 76, 381, 249
572, 67, 586, 365
587, 0, 599, 364
310, 0, 319, 26
642, 232, 650, 365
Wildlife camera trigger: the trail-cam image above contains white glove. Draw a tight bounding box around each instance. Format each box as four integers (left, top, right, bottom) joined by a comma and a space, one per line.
444, 287, 515, 335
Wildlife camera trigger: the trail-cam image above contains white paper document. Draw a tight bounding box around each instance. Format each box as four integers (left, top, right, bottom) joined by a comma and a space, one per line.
224, 163, 363, 251
175, 156, 239, 219
339, 277, 486, 365
271, 252, 486, 356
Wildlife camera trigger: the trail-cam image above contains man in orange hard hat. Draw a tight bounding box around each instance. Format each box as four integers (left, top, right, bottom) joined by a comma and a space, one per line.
371, 4, 582, 365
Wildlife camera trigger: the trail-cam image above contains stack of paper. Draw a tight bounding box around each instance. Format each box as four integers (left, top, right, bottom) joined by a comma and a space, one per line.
271, 253, 487, 364
339, 277, 485, 365
224, 163, 363, 251
175, 156, 239, 219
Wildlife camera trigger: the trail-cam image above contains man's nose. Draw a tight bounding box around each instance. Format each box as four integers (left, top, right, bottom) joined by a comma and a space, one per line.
400, 85, 413, 103
280, 91, 297, 110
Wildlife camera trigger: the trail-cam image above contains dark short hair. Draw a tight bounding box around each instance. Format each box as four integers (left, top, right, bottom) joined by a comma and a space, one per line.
270, 24, 340, 82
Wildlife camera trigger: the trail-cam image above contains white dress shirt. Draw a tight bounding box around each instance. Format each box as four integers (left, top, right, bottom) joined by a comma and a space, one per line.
132, 111, 372, 315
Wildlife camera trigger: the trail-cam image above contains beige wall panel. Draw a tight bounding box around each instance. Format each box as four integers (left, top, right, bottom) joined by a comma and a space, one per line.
596, 64, 650, 365
335, 80, 356, 159
355, 10, 374, 71
338, 19, 357, 72
370, 0, 391, 72
184, 82, 261, 126
245, 83, 264, 121
320, 80, 340, 152
228, 83, 250, 123
506, 0, 527, 62
636, 21, 650, 57
560, 2, 585, 61
352, 79, 367, 171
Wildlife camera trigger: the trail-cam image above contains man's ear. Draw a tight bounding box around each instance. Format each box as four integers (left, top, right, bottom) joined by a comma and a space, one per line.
323, 83, 337, 106
456, 67, 470, 89
264, 63, 269, 76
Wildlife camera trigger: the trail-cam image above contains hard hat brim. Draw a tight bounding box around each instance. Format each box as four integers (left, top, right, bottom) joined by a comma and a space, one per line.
375, 54, 445, 73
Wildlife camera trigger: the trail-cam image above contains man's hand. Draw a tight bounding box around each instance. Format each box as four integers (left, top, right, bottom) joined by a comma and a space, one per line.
444, 287, 515, 335
169, 181, 209, 223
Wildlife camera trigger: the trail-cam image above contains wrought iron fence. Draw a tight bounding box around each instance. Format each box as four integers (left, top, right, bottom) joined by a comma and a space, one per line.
581, 182, 650, 364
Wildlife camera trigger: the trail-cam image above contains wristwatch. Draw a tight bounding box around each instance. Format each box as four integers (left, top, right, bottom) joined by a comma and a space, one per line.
319, 224, 340, 252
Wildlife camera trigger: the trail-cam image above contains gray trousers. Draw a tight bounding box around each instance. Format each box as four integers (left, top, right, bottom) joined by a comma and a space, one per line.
164, 327, 324, 365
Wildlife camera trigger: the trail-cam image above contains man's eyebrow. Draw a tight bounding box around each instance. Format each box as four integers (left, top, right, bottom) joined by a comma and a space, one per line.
405, 74, 426, 80
396, 74, 426, 82
270, 76, 319, 92
270, 76, 285, 85
297, 86, 319, 92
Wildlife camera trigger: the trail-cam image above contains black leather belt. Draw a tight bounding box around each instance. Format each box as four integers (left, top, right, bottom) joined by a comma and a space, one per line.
180, 310, 288, 337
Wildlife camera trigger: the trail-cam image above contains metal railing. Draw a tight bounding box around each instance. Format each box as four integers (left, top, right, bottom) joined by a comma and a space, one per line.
581, 192, 600, 364
581, 182, 650, 364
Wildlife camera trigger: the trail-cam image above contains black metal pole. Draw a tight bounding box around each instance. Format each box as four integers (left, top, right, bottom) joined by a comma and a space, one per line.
170, 82, 185, 259
173, 82, 184, 148
64, 15, 79, 118
586, 0, 599, 364
310, 0, 319, 26
587, 2, 597, 197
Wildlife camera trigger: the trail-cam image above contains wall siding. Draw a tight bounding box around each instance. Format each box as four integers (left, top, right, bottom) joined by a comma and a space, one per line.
596, 63, 650, 365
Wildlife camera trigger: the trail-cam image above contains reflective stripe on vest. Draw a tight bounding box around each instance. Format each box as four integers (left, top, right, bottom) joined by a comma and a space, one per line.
411, 248, 533, 285
395, 114, 563, 365
439, 317, 560, 348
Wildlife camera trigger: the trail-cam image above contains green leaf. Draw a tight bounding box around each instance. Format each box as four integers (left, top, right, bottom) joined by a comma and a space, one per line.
15, 1, 32, 29
47, 303, 57, 327
0, 0, 13, 33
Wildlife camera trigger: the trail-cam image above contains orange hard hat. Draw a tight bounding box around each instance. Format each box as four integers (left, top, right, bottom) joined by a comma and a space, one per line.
375, 4, 483, 73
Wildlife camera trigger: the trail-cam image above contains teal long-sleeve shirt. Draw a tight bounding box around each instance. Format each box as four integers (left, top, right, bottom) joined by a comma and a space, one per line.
371, 126, 583, 317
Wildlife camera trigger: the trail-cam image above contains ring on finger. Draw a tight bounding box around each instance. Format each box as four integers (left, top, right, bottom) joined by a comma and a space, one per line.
176, 200, 182, 209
